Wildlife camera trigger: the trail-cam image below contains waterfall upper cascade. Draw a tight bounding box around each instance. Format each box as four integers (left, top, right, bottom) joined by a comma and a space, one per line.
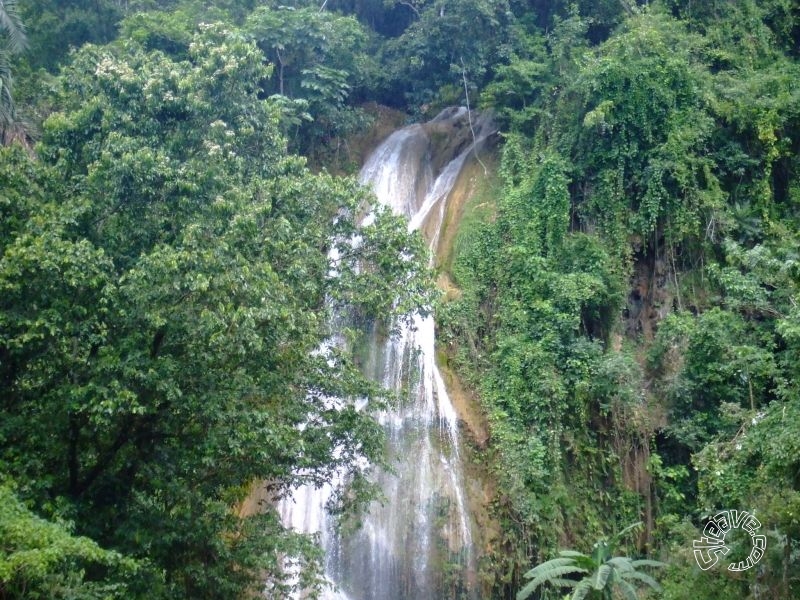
280, 107, 494, 600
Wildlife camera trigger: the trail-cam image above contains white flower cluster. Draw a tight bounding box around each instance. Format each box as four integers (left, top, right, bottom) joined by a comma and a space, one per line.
203, 140, 223, 157
94, 56, 136, 84
206, 121, 238, 156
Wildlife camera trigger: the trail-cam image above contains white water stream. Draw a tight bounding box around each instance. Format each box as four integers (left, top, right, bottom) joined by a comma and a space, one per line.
279, 108, 492, 599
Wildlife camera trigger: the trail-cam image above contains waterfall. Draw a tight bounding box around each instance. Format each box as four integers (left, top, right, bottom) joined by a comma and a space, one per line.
279, 108, 493, 600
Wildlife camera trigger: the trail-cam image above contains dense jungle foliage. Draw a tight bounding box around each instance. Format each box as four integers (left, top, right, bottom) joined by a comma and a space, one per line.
1, 0, 799, 598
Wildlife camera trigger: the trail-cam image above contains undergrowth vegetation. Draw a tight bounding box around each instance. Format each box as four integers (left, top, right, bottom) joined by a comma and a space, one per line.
440, 2, 800, 597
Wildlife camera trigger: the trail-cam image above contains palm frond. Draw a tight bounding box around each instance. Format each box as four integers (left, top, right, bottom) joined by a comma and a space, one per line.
2, 114, 34, 148
621, 569, 663, 591
607, 556, 635, 572
516, 578, 540, 600
571, 579, 593, 600
559, 550, 590, 558
561, 550, 596, 570
0, 0, 27, 54
517, 562, 589, 600
611, 521, 643, 548
546, 578, 580, 588
524, 557, 580, 578
591, 563, 613, 590
527, 565, 589, 590
0, 37, 15, 129
630, 558, 666, 569
517, 529, 666, 600
0, 78, 12, 126
616, 578, 640, 600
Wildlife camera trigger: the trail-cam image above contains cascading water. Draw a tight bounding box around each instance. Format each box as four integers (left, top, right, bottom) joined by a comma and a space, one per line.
280, 108, 494, 600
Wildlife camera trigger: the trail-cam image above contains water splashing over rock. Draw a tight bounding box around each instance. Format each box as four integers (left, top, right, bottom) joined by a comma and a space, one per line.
280, 108, 494, 600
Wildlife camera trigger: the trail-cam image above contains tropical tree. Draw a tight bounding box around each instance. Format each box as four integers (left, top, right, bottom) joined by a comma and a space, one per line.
0, 482, 142, 597
0, 24, 431, 598
381, 0, 512, 109
243, 4, 376, 155
517, 523, 665, 600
